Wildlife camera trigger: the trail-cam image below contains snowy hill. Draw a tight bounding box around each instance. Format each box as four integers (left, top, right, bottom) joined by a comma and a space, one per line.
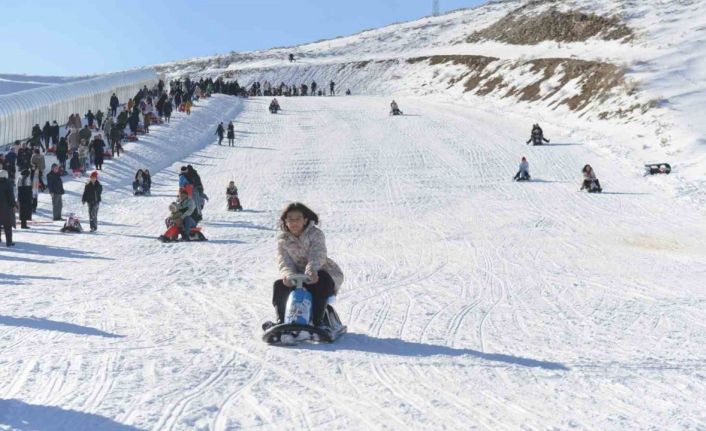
157, 0, 706, 203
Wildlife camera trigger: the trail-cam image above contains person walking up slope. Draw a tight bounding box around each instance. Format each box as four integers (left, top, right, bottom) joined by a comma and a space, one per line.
0, 170, 15, 246
215, 122, 225, 145
47, 164, 64, 221
82, 171, 103, 231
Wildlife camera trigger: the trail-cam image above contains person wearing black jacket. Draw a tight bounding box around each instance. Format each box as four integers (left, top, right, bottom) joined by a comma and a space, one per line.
47, 164, 64, 220
17, 169, 33, 229
92, 136, 106, 170
109, 93, 119, 117
16, 142, 33, 171
0, 170, 15, 246
56, 137, 69, 172
526, 124, 550, 145
163, 99, 173, 123
227, 122, 235, 146
50, 121, 60, 148
82, 171, 102, 232
215, 122, 225, 145
42, 121, 52, 148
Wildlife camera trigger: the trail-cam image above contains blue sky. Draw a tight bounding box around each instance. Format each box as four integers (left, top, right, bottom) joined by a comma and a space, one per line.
0, 0, 488, 76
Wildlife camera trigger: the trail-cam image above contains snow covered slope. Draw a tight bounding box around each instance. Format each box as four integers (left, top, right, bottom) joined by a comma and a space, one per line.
1, 95, 704, 430
158, 0, 706, 204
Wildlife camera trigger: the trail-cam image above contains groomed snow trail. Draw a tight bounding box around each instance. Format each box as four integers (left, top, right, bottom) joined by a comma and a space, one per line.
1, 95, 705, 430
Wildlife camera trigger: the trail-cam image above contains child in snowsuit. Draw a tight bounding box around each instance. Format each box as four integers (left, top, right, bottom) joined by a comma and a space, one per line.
580, 164, 602, 192
526, 124, 550, 145
513, 157, 531, 181
226, 181, 242, 210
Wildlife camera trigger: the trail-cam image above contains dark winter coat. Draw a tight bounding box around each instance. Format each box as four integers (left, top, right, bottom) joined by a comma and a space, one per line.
527, 127, 549, 145
69, 153, 80, 170
4, 151, 17, 175
110, 95, 119, 109
82, 181, 102, 204
17, 174, 33, 220
51, 123, 60, 142
47, 170, 64, 195
0, 177, 15, 221
92, 138, 106, 163
216, 124, 225, 137
56, 138, 69, 161
78, 127, 92, 144
17, 147, 32, 170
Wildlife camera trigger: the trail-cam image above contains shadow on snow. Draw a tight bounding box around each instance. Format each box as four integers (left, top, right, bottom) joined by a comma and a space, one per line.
0, 399, 142, 431
0, 315, 124, 338
303, 333, 569, 371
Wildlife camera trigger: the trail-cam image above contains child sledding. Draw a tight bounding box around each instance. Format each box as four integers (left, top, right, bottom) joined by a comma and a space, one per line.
133, 169, 151, 195
158, 189, 207, 242
526, 124, 550, 145
580, 164, 602, 193
390, 100, 403, 116
226, 181, 243, 211
513, 157, 531, 181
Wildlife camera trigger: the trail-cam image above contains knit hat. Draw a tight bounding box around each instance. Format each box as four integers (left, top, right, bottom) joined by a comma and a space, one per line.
90, 171, 98, 178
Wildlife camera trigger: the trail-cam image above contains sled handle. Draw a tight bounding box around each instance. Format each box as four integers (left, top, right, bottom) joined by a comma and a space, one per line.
288, 274, 311, 289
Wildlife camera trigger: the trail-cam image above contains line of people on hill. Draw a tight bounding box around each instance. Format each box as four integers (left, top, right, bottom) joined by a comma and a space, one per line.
0, 76, 209, 246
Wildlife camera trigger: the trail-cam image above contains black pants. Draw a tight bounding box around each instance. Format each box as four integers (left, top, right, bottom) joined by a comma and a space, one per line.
272, 270, 335, 325
0, 214, 11, 245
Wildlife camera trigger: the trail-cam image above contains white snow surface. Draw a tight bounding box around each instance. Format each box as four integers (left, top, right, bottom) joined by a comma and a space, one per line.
1, 94, 705, 430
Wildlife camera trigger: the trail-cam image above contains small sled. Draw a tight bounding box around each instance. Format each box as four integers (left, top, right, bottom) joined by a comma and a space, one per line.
644, 163, 671, 175
581, 179, 602, 193
60, 213, 83, 233
262, 275, 347, 345
158, 218, 207, 242
227, 196, 243, 211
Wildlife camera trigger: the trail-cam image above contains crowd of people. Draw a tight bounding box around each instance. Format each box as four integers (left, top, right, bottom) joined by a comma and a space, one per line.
0, 75, 220, 245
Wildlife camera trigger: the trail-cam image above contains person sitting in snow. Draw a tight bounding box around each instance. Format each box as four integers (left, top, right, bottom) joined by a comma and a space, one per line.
526, 123, 550, 145
226, 180, 242, 210
513, 156, 531, 181
390, 100, 402, 115
175, 188, 197, 241
271, 202, 344, 329
580, 164, 602, 193
159, 202, 184, 242
133, 169, 147, 195
269, 98, 280, 113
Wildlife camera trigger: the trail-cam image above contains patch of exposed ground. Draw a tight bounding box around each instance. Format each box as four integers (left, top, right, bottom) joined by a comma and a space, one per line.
410, 55, 627, 113
467, 7, 634, 44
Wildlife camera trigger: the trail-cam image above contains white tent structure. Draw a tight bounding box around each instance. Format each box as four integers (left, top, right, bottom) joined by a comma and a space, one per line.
0, 69, 158, 147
